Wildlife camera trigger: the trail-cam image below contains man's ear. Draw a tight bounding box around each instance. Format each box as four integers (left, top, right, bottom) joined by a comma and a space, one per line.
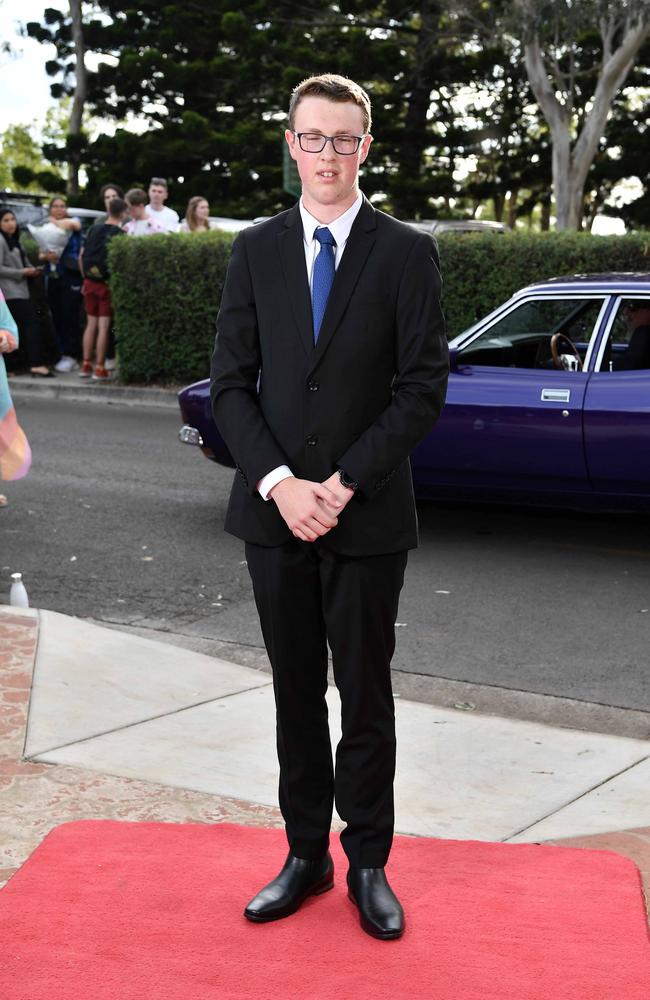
285, 129, 298, 162
359, 134, 373, 166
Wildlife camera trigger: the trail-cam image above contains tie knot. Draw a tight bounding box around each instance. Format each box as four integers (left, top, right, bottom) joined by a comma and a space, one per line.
314, 226, 336, 248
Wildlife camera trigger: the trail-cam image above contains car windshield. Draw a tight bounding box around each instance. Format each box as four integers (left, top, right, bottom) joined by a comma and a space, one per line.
459, 296, 604, 370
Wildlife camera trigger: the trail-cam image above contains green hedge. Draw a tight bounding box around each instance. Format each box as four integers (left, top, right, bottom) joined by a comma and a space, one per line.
440, 230, 650, 338
109, 227, 650, 384
108, 230, 235, 384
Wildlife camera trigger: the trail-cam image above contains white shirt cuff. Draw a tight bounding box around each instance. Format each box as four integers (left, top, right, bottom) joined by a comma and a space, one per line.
257, 466, 294, 501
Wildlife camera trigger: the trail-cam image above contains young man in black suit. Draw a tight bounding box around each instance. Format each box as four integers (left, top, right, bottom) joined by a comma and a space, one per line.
211, 74, 448, 940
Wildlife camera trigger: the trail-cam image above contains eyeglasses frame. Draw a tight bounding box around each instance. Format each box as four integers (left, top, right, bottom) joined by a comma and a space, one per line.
292, 131, 368, 155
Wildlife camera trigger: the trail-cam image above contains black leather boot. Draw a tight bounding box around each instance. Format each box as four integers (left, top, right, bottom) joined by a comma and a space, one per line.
347, 867, 404, 939
244, 851, 334, 922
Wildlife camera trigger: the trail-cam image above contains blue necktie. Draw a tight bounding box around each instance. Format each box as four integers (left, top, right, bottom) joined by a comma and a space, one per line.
312, 227, 336, 343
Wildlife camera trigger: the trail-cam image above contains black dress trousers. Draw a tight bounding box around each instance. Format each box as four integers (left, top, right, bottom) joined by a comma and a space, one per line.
245, 538, 408, 869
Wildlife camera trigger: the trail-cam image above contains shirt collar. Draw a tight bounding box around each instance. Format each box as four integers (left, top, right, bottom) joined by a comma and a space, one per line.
299, 192, 364, 249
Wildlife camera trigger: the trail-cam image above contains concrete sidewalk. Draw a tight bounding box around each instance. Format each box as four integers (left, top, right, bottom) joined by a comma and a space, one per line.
1, 604, 649, 914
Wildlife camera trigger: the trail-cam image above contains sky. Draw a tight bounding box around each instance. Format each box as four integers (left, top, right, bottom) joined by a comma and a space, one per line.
0, 0, 65, 133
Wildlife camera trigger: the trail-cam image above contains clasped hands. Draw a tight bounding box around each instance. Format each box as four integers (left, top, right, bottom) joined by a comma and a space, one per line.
269, 472, 355, 543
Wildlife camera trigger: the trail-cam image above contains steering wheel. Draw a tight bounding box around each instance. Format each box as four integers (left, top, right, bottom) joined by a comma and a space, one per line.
550, 333, 582, 371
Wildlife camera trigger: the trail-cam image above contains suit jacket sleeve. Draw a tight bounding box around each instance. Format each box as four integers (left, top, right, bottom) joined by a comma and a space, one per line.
210, 231, 290, 493
337, 233, 448, 497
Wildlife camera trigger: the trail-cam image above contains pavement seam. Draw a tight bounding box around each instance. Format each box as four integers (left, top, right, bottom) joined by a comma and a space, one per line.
23, 680, 273, 761
21, 607, 43, 761
502, 753, 650, 842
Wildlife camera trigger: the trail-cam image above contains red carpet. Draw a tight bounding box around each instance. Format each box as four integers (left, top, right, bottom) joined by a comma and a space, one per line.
0, 821, 648, 999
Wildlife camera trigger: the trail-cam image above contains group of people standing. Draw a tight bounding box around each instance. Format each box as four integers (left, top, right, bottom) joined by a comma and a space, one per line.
0, 178, 217, 385
0, 176, 215, 505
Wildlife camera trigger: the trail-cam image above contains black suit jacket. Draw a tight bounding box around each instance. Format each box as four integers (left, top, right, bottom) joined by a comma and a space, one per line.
210, 197, 448, 556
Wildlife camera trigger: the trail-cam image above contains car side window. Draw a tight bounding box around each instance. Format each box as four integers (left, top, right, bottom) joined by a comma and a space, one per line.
600, 298, 650, 372
459, 297, 603, 370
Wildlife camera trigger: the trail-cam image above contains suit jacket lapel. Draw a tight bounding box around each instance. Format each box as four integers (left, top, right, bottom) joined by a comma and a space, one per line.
277, 204, 313, 357
308, 197, 377, 373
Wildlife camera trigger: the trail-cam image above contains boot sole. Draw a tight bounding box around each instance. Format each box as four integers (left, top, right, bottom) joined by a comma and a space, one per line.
244, 874, 334, 923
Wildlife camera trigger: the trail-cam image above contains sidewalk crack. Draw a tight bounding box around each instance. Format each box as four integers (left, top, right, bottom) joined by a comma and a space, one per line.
23, 681, 273, 761
502, 753, 650, 842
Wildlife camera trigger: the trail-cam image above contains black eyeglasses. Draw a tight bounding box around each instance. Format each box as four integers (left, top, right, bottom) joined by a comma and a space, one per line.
293, 132, 366, 155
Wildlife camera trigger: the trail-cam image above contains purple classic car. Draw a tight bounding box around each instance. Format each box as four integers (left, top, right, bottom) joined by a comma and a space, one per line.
178, 273, 650, 511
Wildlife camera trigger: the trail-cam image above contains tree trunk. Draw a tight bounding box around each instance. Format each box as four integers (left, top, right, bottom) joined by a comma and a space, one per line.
540, 193, 551, 232
506, 188, 518, 229
523, 18, 650, 230
67, 0, 87, 197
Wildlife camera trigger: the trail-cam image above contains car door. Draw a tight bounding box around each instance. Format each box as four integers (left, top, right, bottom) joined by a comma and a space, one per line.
412, 293, 607, 494
583, 294, 650, 495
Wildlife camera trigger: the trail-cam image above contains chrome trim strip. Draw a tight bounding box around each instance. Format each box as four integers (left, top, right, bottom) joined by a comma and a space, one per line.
582, 296, 610, 371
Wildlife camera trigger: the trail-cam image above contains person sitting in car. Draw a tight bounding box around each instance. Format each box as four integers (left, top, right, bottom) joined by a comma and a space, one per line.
613, 301, 650, 371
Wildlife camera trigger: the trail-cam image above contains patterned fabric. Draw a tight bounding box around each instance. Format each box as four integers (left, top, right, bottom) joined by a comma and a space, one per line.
0, 291, 32, 481
311, 227, 336, 343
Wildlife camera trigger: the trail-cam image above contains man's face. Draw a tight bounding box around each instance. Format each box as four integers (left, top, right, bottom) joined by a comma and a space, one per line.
285, 96, 372, 219
103, 188, 119, 208
148, 184, 167, 208
623, 302, 650, 329
127, 202, 146, 220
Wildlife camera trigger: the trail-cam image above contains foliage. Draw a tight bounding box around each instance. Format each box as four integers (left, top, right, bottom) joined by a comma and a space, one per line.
108, 229, 235, 384
24, 2, 555, 223
0, 124, 64, 193
108, 226, 650, 384
440, 230, 650, 336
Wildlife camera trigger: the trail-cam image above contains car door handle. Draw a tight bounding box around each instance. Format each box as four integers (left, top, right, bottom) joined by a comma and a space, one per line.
541, 388, 570, 402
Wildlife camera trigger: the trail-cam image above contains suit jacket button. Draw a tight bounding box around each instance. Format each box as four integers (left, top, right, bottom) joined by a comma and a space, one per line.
307, 380, 319, 391
306, 435, 318, 446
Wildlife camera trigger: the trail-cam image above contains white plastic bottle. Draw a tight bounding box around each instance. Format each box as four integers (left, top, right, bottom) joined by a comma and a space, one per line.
9, 572, 29, 608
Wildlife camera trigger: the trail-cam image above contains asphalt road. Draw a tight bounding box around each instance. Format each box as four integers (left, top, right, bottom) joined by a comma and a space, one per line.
3, 397, 649, 721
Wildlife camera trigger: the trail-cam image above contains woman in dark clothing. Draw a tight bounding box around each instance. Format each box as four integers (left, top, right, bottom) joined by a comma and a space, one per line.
38, 196, 83, 372
0, 209, 53, 377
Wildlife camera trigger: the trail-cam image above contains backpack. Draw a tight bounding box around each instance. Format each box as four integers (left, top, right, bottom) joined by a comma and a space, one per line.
82, 223, 124, 282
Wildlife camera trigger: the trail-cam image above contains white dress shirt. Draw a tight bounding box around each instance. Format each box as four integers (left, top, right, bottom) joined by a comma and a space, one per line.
257, 193, 364, 500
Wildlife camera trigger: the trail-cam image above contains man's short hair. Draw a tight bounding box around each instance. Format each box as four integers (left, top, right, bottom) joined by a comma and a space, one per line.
288, 74, 372, 133
107, 197, 127, 217
100, 182, 124, 199
149, 177, 168, 190
125, 188, 148, 207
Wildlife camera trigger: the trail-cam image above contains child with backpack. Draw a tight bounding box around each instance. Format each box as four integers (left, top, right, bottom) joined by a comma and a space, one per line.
79, 197, 126, 380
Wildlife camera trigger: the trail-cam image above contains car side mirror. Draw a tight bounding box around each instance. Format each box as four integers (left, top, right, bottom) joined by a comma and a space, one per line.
449, 347, 460, 372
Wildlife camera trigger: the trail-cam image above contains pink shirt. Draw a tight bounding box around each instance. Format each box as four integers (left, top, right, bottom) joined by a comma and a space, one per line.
124, 216, 165, 237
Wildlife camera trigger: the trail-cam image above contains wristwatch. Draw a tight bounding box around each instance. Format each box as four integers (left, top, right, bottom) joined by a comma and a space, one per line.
338, 469, 359, 492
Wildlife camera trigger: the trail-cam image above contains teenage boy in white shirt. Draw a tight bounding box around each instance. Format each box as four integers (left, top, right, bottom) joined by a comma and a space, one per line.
124, 189, 165, 237
146, 177, 180, 232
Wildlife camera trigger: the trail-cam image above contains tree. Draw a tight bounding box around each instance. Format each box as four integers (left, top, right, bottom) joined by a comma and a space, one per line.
0, 123, 63, 193
27, 4, 97, 196
513, 0, 650, 229
26, 1, 647, 226
66, 0, 88, 196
